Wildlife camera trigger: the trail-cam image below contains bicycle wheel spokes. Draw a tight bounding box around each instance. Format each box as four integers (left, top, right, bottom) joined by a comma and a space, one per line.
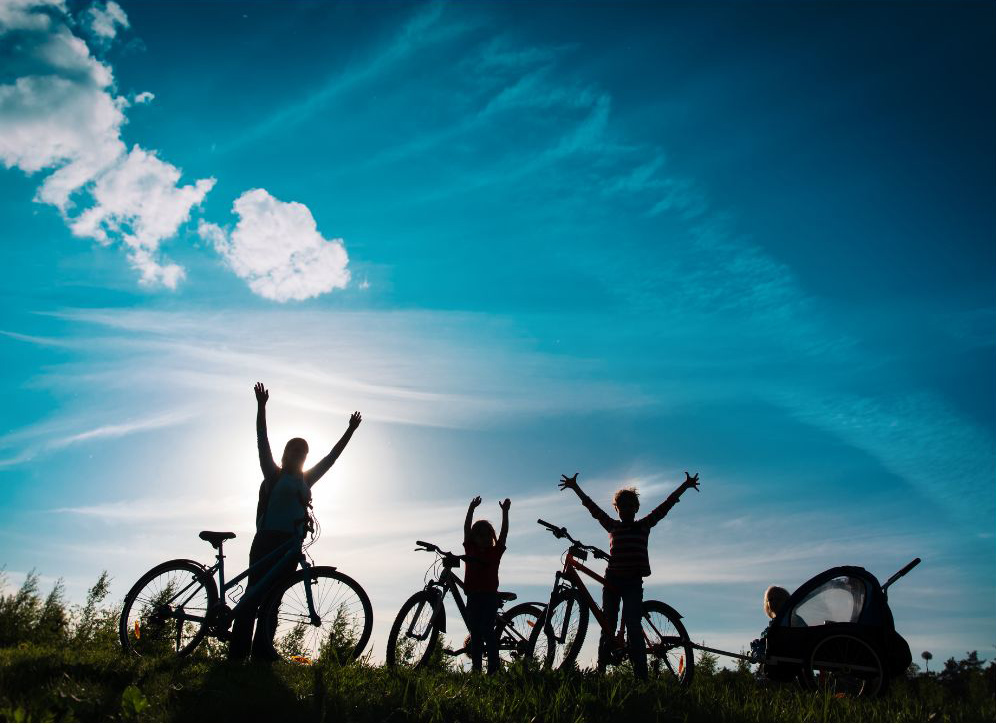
272, 570, 371, 663
120, 561, 214, 657
496, 603, 542, 667
533, 591, 587, 670
387, 591, 439, 669
641, 601, 694, 686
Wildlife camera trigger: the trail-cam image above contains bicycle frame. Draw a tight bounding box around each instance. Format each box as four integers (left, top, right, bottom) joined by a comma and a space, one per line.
406, 564, 469, 639
547, 547, 627, 647
403, 557, 533, 660
160, 529, 321, 631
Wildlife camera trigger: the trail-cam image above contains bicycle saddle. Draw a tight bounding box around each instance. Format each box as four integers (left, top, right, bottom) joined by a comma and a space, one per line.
199, 530, 236, 548
497, 592, 517, 602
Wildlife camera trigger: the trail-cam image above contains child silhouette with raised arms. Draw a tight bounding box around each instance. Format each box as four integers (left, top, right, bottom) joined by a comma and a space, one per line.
463, 495, 511, 675
559, 471, 700, 679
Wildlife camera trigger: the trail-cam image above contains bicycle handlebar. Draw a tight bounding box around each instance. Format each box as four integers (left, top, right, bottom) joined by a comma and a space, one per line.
536, 519, 609, 560
537, 518, 569, 539
412, 540, 481, 564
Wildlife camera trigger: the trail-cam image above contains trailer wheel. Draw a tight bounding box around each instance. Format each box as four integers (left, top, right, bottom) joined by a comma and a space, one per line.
802, 634, 886, 697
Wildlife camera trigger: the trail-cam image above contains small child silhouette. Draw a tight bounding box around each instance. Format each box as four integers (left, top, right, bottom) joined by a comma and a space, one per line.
462, 495, 510, 675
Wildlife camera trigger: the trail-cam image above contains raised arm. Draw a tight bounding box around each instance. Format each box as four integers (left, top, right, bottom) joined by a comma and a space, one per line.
498, 498, 511, 547
255, 382, 279, 480
465, 496, 481, 542
643, 472, 700, 528
305, 411, 362, 487
559, 473, 614, 531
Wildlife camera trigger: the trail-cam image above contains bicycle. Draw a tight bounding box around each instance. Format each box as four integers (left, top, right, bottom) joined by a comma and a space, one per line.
527, 519, 695, 685
119, 518, 373, 663
385, 539, 544, 670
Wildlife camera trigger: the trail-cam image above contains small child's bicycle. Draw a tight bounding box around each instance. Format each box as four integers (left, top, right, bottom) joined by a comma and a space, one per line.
118, 521, 373, 663
527, 519, 695, 685
385, 539, 544, 670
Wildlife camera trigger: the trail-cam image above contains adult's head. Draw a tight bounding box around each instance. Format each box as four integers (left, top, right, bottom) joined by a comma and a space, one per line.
613, 487, 640, 523
281, 437, 309, 475
763, 585, 790, 619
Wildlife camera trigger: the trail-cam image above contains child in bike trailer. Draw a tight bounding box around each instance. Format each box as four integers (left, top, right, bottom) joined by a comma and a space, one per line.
559, 471, 700, 679
229, 382, 362, 662
463, 495, 511, 674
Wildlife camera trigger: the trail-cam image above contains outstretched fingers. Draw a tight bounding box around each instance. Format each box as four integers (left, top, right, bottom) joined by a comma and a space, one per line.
558, 472, 579, 490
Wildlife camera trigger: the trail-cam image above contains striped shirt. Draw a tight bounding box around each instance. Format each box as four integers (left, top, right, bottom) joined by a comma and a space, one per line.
578, 488, 684, 578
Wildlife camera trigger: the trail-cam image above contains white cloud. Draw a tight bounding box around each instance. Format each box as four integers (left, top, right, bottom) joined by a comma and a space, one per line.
134, 90, 154, 104
69, 146, 215, 287
0, 0, 65, 31
201, 189, 350, 302
0, 0, 214, 288
83, 0, 127, 42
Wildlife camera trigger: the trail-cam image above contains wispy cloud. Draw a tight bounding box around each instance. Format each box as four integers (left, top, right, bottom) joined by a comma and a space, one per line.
0, 408, 195, 468
216, 2, 472, 155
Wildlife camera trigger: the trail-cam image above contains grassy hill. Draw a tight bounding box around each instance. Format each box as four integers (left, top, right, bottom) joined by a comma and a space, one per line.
1, 570, 992, 722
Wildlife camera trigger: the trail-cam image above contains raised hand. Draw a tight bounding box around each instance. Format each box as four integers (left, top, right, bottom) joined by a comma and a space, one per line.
470, 495, 482, 509
683, 471, 700, 491
499, 498, 511, 512
348, 411, 362, 429
559, 473, 579, 492
254, 382, 269, 406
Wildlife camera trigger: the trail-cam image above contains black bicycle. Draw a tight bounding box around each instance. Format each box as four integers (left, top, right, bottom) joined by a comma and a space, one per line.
119, 519, 373, 663
385, 540, 544, 670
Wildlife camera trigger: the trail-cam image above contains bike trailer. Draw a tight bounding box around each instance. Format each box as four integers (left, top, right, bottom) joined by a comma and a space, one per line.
761, 560, 917, 693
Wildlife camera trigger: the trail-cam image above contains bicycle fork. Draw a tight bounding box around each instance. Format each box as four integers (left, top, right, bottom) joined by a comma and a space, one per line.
406, 586, 444, 641
544, 573, 576, 646
299, 558, 322, 627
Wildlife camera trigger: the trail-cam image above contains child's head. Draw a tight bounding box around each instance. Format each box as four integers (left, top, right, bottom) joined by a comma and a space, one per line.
470, 519, 497, 548
763, 585, 790, 619
613, 487, 640, 522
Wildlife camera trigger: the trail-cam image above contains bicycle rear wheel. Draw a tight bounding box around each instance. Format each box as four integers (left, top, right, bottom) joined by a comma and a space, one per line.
119, 559, 217, 657
386, 590, 441, 669
641, 600, 695, 686
528, 589, 588, 670
264, 566, 373, 664
496, 602, 543, 668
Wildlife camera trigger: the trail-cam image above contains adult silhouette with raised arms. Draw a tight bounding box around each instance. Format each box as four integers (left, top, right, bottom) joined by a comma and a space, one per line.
558, 471, 700, 679
228, 382, 362, 661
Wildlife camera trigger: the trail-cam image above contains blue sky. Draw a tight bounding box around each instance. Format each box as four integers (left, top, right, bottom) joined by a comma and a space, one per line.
0, 0, 993, 666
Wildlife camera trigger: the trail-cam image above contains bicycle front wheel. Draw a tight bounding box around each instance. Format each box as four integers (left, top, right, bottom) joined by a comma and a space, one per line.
386, 590, 441, 669
642, 600, 695, 686
528, 589, 588, 670
119, 559, 218, 657
496, 602, 544, 668
265, 566, 373, 664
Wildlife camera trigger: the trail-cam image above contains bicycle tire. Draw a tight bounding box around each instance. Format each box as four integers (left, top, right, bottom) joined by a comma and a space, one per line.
495, 602, 544, 668
262, 566, 373, 663
119, 559, 218, 657
386, 590, 441, 669
641, 599, 695, 686
527, 588, 589, 670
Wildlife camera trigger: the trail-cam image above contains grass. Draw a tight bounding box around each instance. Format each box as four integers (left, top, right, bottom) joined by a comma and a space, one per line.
1, 645, 993, 722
